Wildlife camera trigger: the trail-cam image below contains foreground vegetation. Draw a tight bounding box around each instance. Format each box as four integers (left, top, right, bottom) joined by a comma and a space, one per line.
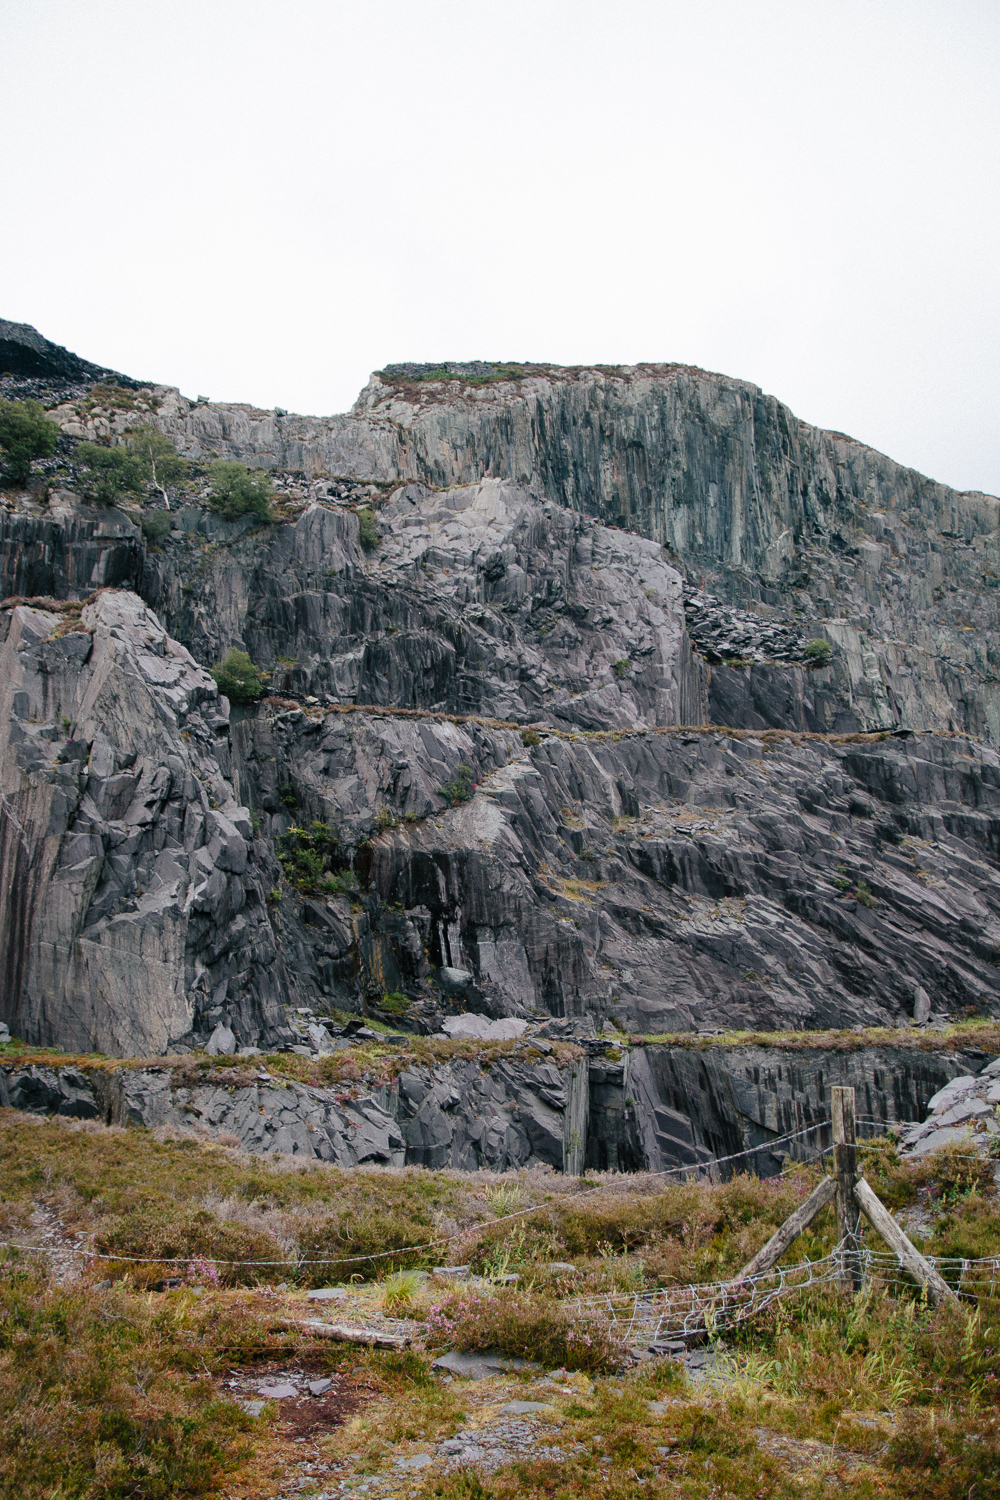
0, 1105, 998, 1498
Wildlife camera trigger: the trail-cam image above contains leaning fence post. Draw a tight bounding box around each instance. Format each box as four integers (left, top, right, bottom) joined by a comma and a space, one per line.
832, 1086, 863, 1292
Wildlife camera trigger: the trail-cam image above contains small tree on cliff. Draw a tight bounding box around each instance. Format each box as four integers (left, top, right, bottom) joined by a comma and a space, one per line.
75, 442, 146, 506
0, 399, 60, 486
126, 426, 188, 507
206, 461, 273, 522
211, 648, 264, 703
77, 427, 188, 508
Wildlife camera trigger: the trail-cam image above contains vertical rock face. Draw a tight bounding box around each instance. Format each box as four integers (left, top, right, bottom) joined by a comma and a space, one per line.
233, 701, 1000, 1034
146, 365, 1000, 742
140, 481, 693, 730
0, 590, 288, 1055
2, 330, 1000, 1067
627, 1042, 993, 1174
0, 493, 143, 600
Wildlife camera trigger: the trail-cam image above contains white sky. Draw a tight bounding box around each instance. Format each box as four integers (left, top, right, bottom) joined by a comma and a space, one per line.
2, 0, 998, 495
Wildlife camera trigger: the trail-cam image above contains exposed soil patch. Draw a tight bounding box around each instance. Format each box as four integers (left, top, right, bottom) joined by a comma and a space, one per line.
224, 1353, 377, 1438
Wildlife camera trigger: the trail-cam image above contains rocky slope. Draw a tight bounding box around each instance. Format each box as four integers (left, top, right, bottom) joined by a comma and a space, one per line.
2, 324, 1000, 1079
2, 1030, 992, 1177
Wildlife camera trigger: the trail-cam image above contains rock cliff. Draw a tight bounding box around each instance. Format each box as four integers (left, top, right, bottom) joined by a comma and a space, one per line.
2, 1031, 991, 1178
2, 328, 1000, 1078
137, 361, 1000, 742
0, 590, 288, 1055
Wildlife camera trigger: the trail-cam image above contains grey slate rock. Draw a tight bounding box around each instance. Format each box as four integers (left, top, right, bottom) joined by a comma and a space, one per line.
3, 356, 1000, 1109
432, 1351, 536, 1380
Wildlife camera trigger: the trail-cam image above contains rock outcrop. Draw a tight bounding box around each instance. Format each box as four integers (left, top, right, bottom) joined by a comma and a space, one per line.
898, 1053, 1000, 1159
3, 328, 1000, 1087
245, 702, 1000, 1034
0, 590, 288, 1055
3, 1034, 992, 1178
134, 362, 1000, 742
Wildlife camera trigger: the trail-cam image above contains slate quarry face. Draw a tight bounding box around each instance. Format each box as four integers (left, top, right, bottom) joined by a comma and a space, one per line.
1, 346, 1000, 1056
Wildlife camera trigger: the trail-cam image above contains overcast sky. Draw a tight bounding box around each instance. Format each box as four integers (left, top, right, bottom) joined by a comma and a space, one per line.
2, 1, 997, 494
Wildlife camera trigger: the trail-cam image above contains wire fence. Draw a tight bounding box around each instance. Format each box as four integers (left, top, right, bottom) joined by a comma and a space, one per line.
569, 1250, 846, 1341
567, 1241, 1000, 1344
0, 1109, 992, 1280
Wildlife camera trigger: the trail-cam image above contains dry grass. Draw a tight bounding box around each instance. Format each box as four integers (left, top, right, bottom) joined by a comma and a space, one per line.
0, 1260, 264, 1499
636, 1016, 1000, 1054
2, 1112, 1000, 1498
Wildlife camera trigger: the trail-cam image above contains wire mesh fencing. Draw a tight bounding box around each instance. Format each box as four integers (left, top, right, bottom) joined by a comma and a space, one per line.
566, 1240, 1000, 1347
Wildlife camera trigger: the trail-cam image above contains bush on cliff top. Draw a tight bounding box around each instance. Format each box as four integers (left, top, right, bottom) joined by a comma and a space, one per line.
76, 440, 147, 505
206, 459, 273, 521
0, 398, 60, 485
75, 427, 188, 508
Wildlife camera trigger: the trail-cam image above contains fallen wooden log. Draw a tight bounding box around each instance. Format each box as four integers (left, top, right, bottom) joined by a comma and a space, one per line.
273, 1318, 411, 1349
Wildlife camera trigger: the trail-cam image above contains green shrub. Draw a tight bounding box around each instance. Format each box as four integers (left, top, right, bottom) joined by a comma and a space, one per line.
140, 510, 172, 545
76, 441, 147, 506
356, 506, 380, 550
804, 637, 832, 667
379, 992, 409, 1015
206, 460, 273, 521
521, 728, 541, 746
211, 648, 263, 703
855, 879, 877, 907
437, 764, 476, 805
277, 821, 339, 892
612, 658, 630, 678
0, 399, 60, 485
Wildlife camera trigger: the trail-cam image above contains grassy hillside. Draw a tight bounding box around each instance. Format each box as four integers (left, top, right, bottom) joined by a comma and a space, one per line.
0, 1104, 998, 1499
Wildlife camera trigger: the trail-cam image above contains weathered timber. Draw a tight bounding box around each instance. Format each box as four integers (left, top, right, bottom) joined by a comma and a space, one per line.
853, 1177, 959, 1307
832, 1086, 863, 1290
275, 1318, 410, 1348
732, 1174, 838, 1282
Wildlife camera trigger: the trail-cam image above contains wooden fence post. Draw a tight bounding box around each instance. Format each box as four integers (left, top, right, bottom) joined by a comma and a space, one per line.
832, 1086, 863, 1291
853, 1179, 958, 1307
